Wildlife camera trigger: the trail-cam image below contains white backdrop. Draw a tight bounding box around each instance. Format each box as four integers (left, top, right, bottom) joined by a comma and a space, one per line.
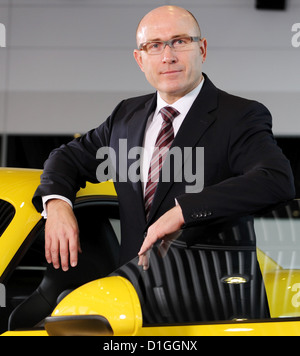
0, 0, 299, 135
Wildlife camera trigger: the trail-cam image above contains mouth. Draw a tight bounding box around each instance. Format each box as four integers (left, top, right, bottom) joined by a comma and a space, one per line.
161, 70, 182, 76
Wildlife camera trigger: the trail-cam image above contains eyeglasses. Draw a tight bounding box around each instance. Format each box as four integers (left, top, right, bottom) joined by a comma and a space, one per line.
138, 36, 201, 55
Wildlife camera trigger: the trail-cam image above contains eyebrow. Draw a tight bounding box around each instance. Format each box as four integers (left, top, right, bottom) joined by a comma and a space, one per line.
145, 34, 190, 42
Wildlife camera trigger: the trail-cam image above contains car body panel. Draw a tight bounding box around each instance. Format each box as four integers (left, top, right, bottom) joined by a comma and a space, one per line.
0, 169, 42, 279
263, 270, 300, 318
2, 330, 48, 336
2, 320, 300, 336
49, 276, 142, 336
44, 273, 300, 336
0, 168, 116, 281
136, 320, 300, 336
1, 168, 300, 336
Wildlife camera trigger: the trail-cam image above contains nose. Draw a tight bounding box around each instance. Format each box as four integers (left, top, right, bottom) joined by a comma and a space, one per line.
162, 44, 178, 64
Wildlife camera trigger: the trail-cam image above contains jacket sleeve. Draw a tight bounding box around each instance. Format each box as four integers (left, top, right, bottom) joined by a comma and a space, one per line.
32, 101, 124, 212
176, 101, 295, 227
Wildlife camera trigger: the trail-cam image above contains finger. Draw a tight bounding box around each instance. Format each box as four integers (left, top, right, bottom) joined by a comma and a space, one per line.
138, 254, 148, 270
138, 253, 147, 267
45, 233, 52, 264
138, 250, 151, 271
143, 250, 151, 270
60, 237, 70, 272
138, 254, 143, 267
138, 236, 155, 256
69, 235, 79, 268
50, 237, 60, 269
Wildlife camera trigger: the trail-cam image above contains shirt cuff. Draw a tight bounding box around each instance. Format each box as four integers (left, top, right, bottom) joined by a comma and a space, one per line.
41, 195, 73, 219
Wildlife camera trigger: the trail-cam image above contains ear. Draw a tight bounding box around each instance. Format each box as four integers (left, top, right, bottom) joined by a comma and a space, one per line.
133, 49, 145, 72
199, 38, 207, 63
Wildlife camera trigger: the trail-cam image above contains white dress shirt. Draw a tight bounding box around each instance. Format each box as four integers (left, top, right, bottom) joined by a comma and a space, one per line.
42, 77, 204, 217
141, 78, 204, 194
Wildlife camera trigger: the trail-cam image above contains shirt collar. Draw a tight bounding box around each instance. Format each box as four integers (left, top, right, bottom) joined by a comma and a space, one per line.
155, 76, 205, 118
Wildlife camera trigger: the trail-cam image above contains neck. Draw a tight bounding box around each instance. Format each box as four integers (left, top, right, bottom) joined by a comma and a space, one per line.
158, 75, 204, 104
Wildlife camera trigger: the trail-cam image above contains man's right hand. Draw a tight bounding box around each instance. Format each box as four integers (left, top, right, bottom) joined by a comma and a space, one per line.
45, 199, 81, 271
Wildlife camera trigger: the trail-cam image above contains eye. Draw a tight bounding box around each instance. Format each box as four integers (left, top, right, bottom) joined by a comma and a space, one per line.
148, 42, 162, 50
173, 37, 191, 48
173, 37, 189, 47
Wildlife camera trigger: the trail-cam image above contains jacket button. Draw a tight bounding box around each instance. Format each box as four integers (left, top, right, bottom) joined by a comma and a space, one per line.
191, 213, 199, 219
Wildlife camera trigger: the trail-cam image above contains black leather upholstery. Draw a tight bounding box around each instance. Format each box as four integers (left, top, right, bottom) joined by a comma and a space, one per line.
8, 201, 120, 331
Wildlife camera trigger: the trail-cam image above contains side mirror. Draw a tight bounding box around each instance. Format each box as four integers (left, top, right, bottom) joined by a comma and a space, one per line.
44, 276, 142, 336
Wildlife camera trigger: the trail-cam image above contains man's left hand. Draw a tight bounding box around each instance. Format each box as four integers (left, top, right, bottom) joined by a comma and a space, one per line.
138, 205, 185, 269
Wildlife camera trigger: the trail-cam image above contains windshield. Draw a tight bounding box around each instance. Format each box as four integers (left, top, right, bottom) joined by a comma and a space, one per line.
0, 199, 15, 237
112, 200, 300, 326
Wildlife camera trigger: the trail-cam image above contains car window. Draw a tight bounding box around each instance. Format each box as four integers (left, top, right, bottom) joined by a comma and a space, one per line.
112, 199, 300, 326
0, 199, 15, 237
255, 200, 300, 318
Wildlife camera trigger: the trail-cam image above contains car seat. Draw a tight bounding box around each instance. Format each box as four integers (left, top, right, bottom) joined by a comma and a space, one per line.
8, 201, 120, 331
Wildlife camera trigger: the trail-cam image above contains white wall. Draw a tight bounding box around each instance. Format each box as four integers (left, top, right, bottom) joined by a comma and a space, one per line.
0, 0, 299, 135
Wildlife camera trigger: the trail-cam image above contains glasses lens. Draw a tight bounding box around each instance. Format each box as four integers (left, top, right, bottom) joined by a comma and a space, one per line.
141, 37, 199, 54
172, 37, 192, 50
147, 41, 163, 54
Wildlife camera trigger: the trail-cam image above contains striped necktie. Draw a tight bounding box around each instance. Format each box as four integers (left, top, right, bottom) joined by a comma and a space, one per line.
144, 106, 180, 220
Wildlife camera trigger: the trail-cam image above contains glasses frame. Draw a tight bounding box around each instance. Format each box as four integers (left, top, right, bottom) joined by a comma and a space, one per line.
138, 36, 202, 55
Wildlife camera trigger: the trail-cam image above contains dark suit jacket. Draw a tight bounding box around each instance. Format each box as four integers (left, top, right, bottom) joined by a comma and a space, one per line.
33, 74, 295, 265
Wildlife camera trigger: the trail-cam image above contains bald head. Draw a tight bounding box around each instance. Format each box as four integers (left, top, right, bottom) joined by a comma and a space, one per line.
136, 6, 201, 47
133, 5, 207, 103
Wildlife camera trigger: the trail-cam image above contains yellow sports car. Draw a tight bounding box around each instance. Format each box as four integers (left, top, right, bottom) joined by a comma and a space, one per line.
0, 168, 300, 336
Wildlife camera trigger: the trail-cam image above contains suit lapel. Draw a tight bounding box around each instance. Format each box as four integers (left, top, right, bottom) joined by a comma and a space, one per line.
147, 75, 219, 223
127, 95, 156, 149
126, 94, 157, 222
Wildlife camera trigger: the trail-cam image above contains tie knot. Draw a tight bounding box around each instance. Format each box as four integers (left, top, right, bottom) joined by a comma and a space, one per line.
160, 106, 180, 123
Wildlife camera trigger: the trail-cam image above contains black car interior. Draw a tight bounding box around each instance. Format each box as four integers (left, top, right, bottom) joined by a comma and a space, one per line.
3, 198, 120, 332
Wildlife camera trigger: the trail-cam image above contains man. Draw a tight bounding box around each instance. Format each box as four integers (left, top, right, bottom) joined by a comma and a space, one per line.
33, 6, 295, 272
